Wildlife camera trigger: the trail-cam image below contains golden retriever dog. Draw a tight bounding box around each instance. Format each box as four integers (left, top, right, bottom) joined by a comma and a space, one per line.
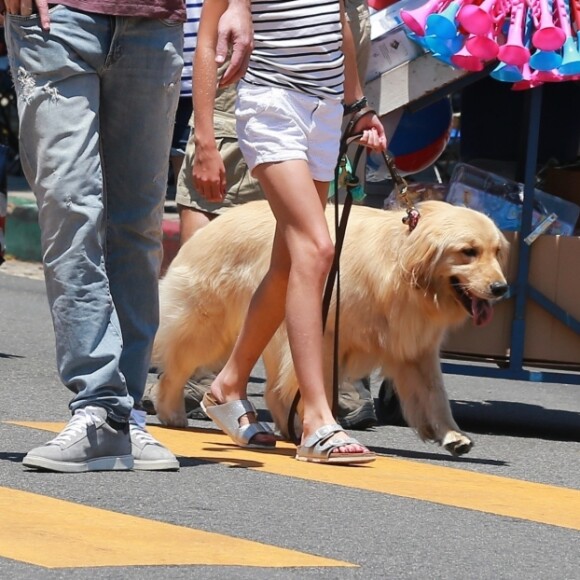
152, 200, 508, 456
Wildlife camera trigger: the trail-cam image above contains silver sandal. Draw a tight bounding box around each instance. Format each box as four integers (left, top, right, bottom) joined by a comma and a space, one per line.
295, 423, 376, 465
201, 393, 276, 449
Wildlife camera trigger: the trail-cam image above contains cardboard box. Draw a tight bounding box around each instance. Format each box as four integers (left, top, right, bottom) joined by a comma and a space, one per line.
366, 4, 425, 83
442, 232, 580, 368
366, 26, 424, 83
541, 167, 580, 233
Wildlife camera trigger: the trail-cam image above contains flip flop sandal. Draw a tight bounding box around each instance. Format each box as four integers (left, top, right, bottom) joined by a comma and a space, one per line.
295, 423, 376, 465
200, 393, 276, 449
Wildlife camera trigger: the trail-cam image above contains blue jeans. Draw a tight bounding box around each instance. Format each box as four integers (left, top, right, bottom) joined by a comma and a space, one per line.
5, 7, 183, 422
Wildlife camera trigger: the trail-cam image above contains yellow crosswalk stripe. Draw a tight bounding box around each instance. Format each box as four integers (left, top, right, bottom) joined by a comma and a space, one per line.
10, 422, 580, 532
0, 486, 354, 569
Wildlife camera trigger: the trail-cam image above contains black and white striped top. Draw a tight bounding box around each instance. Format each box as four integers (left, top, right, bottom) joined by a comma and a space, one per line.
243, 0, 345, 100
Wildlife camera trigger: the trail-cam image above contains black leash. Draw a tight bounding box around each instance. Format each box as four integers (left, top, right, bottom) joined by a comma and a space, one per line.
286, 108, 417, 444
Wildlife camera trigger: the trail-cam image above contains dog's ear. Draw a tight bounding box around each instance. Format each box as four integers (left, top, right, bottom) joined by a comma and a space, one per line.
398, 226, 446, 290
497, 230, 510, 272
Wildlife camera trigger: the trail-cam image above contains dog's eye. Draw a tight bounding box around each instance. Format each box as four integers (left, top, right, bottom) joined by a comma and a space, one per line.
462, 247, 478, 257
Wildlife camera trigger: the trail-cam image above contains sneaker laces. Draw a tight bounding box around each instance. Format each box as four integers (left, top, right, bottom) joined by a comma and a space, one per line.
48, 408, 101, 446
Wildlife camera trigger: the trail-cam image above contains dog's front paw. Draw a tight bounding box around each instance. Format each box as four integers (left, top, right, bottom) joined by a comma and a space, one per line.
442, 431, 473, 456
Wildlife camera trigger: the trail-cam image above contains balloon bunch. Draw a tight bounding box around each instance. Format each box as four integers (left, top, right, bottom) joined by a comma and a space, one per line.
400, 0, 580, 88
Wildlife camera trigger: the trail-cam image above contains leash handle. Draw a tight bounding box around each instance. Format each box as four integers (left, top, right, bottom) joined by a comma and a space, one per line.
345, 119, 414, 222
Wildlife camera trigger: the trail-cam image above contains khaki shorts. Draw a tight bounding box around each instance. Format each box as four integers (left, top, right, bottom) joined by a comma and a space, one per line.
175, 126, 264, 216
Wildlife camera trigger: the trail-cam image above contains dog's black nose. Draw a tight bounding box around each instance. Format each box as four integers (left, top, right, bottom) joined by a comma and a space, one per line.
490, 282, 508, 297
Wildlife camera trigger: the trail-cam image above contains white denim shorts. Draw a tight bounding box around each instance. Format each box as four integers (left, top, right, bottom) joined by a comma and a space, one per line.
235, 81, 343, 182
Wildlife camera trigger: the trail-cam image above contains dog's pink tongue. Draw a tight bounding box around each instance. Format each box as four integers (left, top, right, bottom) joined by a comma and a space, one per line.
472, 297, 493, 327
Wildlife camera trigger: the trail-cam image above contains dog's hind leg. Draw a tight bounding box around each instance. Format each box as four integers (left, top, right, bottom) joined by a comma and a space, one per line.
155, 347, 200, 428
155, 317, 228, 427
389, 353, 473, 456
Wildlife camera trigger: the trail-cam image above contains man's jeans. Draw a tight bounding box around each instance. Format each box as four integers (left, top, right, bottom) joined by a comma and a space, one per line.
5, 7, 183, 422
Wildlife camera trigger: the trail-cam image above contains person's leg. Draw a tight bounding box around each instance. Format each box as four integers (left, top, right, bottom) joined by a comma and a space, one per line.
209, 222, 291, 396
178, 205, 211, 244
8, 9, 183, 471
254, 164, 334, 428
6, 8, 138, 471
6, 8, 135, 421
208, 159, 369, 455
99, 16, 183, 409
247, 163, 370, 455
99, 17, 182, 470
338, 378, 378, 429
201, 203, 293, 445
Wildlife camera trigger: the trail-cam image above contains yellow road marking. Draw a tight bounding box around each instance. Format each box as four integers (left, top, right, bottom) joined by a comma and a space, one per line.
11, 422, 580, 532
0, 486, 353, 569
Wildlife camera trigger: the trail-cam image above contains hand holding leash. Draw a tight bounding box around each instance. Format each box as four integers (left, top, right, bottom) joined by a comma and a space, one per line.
342, 107, 419, 231
344, 107, 387, 153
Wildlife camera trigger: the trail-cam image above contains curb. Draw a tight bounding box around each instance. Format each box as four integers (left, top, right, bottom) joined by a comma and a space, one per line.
4, 195, 181, 274
5, 196, 42, 262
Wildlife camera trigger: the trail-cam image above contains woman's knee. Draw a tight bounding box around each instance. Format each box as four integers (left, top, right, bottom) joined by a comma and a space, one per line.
317, 237, 335, 270
293, 235, 335, 277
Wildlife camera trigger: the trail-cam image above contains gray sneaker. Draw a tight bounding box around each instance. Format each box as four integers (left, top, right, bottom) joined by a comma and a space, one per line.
22, 406, 133, 473
129, 409, 180, 471
338, 378, 378, 430
142, 372, 212, 420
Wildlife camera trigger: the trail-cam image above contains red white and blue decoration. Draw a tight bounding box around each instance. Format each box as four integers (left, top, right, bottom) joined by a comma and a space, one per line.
388, 97, 453, 174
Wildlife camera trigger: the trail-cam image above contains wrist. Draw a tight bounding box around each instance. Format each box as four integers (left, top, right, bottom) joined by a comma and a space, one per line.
343, 96, 368, 116
194, 133, 216, 149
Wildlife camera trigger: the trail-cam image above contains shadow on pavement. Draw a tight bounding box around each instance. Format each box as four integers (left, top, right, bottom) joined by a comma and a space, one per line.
451, 399, 580, 442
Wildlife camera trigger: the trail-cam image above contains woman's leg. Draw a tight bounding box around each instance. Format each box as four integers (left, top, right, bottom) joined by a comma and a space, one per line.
208, 218, 290, 445
253, 160, 370, 455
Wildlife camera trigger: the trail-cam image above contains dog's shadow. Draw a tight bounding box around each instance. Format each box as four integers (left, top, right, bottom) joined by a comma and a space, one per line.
451, 399, 580, 442
377, 396, 580, 442
371, 397, 580, 466
367, 445, 507, 466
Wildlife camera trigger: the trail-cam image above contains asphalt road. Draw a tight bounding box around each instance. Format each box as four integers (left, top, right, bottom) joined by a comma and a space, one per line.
1, 262, 579, 579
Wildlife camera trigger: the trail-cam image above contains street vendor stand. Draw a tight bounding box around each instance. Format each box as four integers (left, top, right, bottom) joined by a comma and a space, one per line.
364, 39, 580, 384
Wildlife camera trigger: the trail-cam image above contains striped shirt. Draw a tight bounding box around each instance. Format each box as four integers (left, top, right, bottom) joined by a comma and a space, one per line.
181, 0, 203, 97
244, 0, 345, 100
